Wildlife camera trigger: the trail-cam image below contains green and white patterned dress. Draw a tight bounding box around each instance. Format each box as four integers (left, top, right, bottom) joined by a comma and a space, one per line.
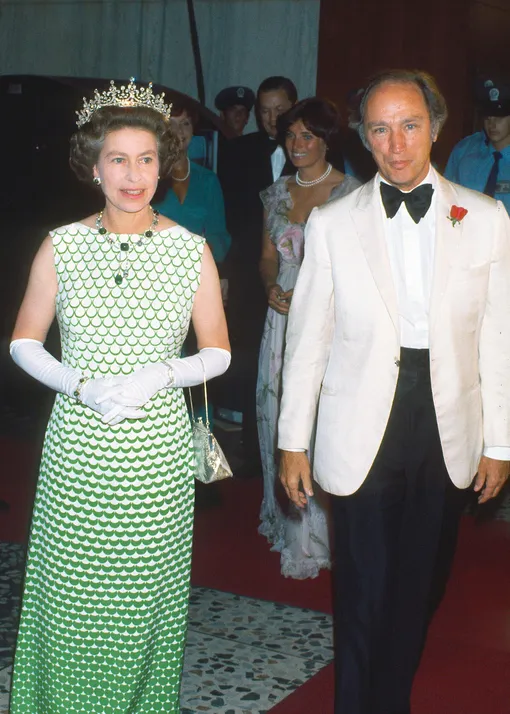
10, 222, 205, 714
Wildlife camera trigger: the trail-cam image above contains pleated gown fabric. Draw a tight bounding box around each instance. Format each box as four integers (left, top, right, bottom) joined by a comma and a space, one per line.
9, 223, 205, 714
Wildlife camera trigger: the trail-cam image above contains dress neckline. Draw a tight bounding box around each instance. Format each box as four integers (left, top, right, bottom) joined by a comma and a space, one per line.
281, 177, 305, 226
282, 174, 349, 225
72, 221, 186, 237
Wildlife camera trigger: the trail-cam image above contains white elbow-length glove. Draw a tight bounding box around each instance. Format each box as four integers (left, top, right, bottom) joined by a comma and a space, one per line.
96, 347, 231, 409
9, 338, 145, 425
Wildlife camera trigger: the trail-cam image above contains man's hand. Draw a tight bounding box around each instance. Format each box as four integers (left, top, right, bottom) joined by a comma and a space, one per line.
473, 456, 510, 504
279, 450, 313, 509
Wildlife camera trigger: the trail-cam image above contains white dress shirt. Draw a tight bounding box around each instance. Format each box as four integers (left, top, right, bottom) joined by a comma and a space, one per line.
378, 168, 436, 349
287, 165, 510, 459
377, 167, 509, 460
271, 143, 286, 182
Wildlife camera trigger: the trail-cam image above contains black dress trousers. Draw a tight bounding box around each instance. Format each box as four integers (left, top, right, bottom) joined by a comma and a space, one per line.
331, 348, 467, 714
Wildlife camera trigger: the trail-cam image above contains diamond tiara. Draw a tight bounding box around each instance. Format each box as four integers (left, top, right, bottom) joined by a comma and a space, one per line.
75, 77, 172, 128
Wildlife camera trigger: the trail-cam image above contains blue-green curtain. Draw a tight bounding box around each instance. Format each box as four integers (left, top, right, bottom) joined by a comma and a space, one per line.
0, 0, 320, 119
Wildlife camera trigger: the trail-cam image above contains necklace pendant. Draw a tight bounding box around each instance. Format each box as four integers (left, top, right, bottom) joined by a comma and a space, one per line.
97, 206, 159, 288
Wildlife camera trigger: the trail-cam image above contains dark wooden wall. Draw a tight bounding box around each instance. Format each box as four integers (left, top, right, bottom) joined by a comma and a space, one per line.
317, 0, 510, 169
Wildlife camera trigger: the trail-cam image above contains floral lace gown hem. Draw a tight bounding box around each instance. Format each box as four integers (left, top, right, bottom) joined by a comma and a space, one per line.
256, 175, 360, 580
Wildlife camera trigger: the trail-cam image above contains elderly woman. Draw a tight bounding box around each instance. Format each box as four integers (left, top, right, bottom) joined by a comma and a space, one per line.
9, 80, 230, 713
256, 97, 360, 579
155, 102, 231, 267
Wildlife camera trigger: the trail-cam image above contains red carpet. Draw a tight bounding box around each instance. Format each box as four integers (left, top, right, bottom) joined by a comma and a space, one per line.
192, 479, 510, 714
0, 436, 40, 544
2, 436, 510, 713
191, 476, 333, 612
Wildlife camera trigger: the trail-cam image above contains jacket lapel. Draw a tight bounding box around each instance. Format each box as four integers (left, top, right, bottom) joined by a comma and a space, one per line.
350, 178, 400, 337
429, 172, 461, 332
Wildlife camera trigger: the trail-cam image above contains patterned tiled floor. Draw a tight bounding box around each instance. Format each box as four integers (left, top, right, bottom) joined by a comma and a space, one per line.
0, 543, 333, 713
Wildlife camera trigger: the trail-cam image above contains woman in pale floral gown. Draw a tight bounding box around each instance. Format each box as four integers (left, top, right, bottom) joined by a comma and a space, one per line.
256, 98, 360, 579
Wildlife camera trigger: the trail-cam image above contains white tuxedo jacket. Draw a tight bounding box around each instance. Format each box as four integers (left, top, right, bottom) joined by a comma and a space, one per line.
278, 170, 510, 495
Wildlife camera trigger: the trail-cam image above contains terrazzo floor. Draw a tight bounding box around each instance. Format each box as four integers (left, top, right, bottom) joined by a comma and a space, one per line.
0, 543, 333, 714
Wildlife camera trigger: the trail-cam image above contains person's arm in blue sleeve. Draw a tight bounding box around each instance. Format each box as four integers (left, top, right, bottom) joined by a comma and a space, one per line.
203, 172, 232, 264
152, 191, 170, 218
444, 143, 461, 183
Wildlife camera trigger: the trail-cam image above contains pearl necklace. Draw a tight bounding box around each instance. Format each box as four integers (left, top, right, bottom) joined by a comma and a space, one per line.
296, 162, 332, 187
96, 207, 159, 285
171, 157, 190, 182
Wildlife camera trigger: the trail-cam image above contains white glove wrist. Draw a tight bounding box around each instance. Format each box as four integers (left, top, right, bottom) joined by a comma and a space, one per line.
10, 338, 145, 425
161, 362, 176, 388
92, 349, 230, 412
73, 376, 90, 402
165, 347, 231, 388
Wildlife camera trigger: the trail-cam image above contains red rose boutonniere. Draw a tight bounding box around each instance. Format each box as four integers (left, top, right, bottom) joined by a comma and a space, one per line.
447, 205, 468, 226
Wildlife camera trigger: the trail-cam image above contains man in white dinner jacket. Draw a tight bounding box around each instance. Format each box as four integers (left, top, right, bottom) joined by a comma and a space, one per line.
278, 69, 510, 714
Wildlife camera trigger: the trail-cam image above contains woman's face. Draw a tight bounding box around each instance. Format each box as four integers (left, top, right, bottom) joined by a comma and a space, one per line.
170, 111, 194, 154
285, 120, 326, 169
93, 127, 160, 214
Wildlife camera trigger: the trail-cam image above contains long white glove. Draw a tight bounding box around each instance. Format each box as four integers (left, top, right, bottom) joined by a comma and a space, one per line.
96, 347, 232, 408
79, 378, 146, 425
9, 338, 146, 425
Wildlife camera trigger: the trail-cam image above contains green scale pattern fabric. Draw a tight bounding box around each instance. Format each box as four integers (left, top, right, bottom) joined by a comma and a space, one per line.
10, 222, 205, 714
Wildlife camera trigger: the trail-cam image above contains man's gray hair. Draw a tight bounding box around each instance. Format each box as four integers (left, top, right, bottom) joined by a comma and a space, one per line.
349, 69, 448, 149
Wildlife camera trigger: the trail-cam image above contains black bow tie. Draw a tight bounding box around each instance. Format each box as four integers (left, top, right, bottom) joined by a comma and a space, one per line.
380, 182, 434, 223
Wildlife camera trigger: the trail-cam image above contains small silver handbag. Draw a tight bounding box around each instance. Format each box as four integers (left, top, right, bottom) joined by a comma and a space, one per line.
189, 358, 233, 484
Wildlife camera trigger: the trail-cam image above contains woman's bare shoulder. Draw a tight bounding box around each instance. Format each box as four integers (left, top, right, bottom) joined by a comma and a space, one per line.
156, 214, 179, 230
328, 168, 346, 186
76, 214, 97, 228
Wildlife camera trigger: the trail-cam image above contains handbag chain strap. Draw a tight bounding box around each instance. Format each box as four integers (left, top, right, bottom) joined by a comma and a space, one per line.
188, 355, 209, 428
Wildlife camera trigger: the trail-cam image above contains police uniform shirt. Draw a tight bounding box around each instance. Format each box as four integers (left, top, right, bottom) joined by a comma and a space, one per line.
444, 131, 510, 214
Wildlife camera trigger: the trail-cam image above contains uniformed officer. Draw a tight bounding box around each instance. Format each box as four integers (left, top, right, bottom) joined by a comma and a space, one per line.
215, 85, 256, 137
444, 77, 510, 213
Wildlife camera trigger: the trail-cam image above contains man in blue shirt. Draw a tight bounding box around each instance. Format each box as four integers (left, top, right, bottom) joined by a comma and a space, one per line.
444, 77, 510, 214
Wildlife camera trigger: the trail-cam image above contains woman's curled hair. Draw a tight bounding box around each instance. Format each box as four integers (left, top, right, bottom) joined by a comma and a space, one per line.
69, 106, 181, 183
276, 97, 341, 147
